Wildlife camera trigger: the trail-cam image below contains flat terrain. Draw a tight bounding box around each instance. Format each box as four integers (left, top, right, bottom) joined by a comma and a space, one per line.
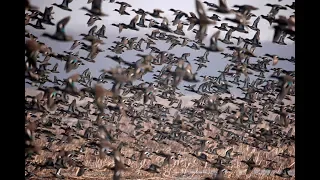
25, 88, 295, 180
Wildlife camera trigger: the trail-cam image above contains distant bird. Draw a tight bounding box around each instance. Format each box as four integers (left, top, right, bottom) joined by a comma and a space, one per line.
214, 23, 228, 31
143, 164, 161, 173
203, 1, 218, 8
96, 25, 108, 39
275, 168, 292, 178
27, 19, 45, 30
137, 13, 148, 28
174, 22, 186, 36
262, 3, 287, 25
208, 0, 233, 14
248, 16, 260, 31
231, 36, 243, 46
219, 28, 234, 44
85, 13, 102, 26
81, 0, 108, 16
147, 9, 164, 18
114, 1, 131, 15
132, 8, 147, 15
233, 4, 259, 16
52, 0, 73, 11
225, 13, 250, 26
208, 14, 221, 21
112, 15, 140, 33
170, 9, 188, 25
70, 40, 82, 50
241, 154, 260, 174
285, 2, 295, 10
201, 31, 224, 52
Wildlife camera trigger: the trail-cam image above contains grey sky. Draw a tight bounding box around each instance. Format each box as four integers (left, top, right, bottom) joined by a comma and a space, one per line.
30, 0, 295, 42
26, 0, 295, 96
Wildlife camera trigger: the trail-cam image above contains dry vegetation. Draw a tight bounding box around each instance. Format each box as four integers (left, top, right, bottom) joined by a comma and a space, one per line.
28, 133, 294, 180
26, 89, 295, 180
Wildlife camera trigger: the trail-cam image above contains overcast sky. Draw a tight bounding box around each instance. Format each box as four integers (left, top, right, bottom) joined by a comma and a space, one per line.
26, 0, 295, 96
30, 0, 295, 41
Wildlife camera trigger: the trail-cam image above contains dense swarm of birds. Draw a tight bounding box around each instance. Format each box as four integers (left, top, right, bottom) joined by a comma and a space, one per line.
25, 0, 295, 179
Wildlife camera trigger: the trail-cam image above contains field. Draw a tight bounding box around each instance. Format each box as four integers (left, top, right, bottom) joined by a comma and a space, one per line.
25, 88, 295, 180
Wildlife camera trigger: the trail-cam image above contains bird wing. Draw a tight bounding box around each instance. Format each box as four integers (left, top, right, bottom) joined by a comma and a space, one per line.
189, 12, 197, 18
196, 0, 207, 18
219, 0, 228, 9
92, 0, 102, 11
246, 166, 254, 174
55, 16, 71, 36
252, 16, 260, 27
129, 15, 139, 27
187, 22, 196, 31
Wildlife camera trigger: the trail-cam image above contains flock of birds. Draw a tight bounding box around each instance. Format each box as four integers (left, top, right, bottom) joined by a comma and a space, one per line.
25, 0, 295, 179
